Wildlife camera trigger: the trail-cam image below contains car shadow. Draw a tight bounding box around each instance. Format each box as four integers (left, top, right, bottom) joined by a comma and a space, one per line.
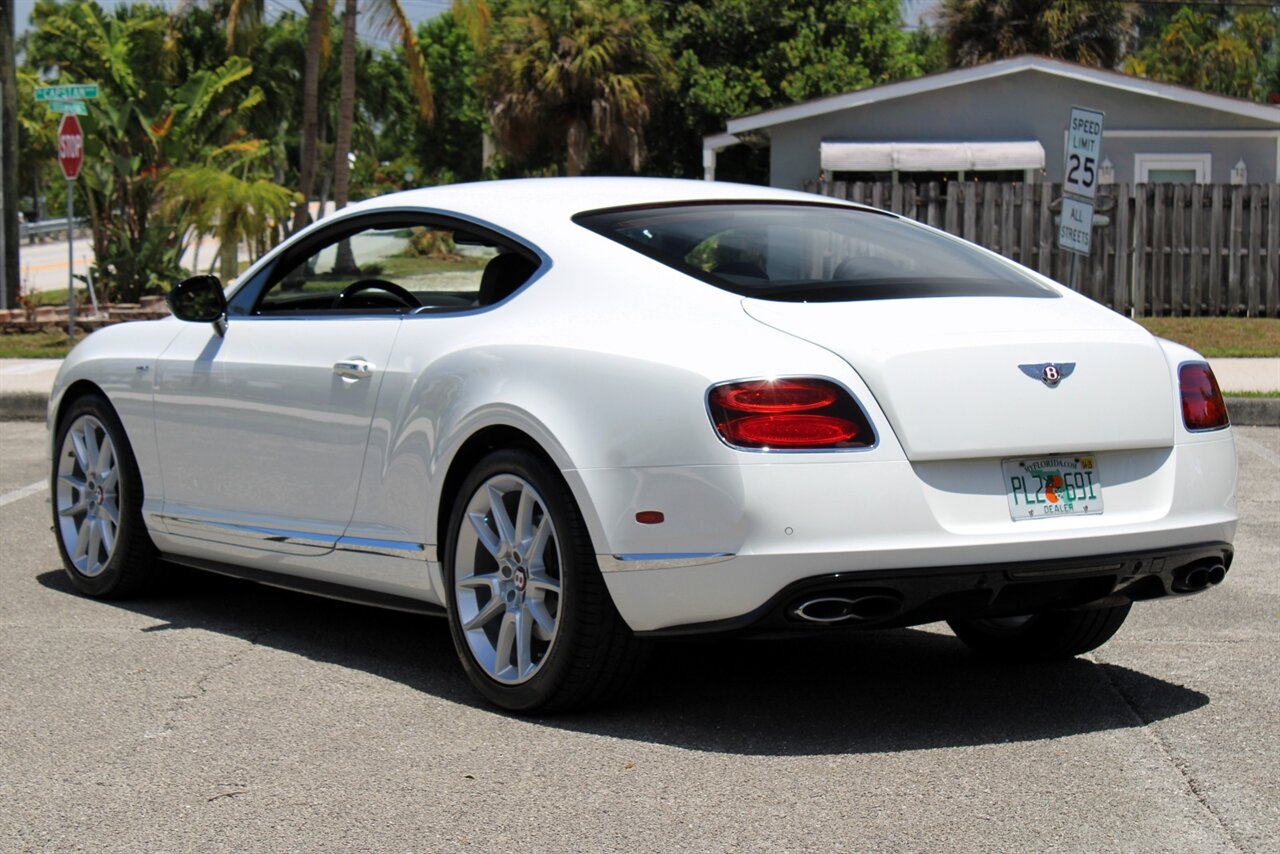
37, 566, 1208, 757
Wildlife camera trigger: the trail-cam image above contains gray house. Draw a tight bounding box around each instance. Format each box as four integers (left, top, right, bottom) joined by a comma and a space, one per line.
704, 56, 1280, 189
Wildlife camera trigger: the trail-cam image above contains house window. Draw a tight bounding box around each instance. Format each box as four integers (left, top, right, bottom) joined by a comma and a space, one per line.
1134, 153, 1211, 184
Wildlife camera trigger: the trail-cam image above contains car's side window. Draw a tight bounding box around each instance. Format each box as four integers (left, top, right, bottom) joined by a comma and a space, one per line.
253, 219, 522, 315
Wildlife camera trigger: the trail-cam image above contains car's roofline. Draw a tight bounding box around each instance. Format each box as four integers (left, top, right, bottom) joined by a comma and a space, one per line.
343, 177, 871, 225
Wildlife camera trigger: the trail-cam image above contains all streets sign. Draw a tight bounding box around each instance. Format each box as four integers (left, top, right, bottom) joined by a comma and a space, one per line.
57, 114, 85, 181
1058, 197, 1094, 254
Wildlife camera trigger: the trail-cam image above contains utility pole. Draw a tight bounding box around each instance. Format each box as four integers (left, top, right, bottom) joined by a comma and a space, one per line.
0, 0, 17, 311
1, 73, 7, 311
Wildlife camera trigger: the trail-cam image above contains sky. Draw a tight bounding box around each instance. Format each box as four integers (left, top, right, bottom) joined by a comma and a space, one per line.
14, 0, 456, 47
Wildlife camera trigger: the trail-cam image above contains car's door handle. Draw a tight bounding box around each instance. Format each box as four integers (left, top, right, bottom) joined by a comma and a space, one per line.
333, 359, 374, 380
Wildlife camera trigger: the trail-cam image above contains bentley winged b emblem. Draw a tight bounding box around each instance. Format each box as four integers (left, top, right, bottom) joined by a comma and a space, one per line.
1019, 362, 1076, 388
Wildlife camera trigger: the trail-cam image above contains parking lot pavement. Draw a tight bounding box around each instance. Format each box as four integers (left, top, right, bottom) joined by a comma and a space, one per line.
1, 422, 1276, 853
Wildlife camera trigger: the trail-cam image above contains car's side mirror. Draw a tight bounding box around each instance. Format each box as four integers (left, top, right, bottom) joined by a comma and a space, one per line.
167, 275, 228, 336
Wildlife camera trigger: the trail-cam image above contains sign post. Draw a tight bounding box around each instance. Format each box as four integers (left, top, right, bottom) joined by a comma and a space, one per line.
1058, 106, 1105, 288
37, 84, 98, 339
58, 113, 84, 341
1, 75, 6, 311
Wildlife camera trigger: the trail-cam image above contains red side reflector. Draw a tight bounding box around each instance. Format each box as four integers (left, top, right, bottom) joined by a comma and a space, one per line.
635, 511, 665, 525
1179, 363, 1230, 431
708, 378, 874, 450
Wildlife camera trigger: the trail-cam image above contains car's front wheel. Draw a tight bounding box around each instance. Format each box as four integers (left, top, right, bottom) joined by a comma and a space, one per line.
52, 393, 160, 597
947, 604, 1131, 661
444, 448, 646, 712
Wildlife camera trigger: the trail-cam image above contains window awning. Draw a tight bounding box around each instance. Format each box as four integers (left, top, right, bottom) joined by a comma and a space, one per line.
820, 140, 1046, 173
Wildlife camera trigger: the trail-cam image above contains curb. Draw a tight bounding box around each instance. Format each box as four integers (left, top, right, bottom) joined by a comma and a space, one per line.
1, 392, 49, 422
2, 391, 1276, 426
1224, 397, 1280, 427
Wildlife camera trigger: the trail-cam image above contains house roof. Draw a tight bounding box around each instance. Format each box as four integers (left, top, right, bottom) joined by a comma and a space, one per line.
725, 55, 1280, 135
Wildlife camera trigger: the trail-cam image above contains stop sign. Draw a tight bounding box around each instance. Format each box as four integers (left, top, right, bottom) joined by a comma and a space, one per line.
57, 113, 84, 180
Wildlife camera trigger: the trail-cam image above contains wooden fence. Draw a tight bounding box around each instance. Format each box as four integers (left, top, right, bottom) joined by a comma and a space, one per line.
807, 180, 1280, 317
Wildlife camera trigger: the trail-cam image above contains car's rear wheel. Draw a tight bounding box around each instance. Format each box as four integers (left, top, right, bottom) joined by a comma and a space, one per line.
947, 603, 1131, 661
444, 448, 646, 712
52, 393, 160, 597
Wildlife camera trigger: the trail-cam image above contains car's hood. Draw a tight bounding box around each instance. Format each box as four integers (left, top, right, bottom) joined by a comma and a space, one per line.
742, 295, 1175, 461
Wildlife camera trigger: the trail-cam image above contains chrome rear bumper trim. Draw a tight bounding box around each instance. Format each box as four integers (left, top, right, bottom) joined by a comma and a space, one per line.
597, 552, 735, 572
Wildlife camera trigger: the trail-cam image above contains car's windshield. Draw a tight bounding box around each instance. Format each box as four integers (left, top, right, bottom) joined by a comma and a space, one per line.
574, 202, 1058, 302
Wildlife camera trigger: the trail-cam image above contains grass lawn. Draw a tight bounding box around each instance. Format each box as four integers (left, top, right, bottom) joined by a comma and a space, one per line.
26, 287, 93, 306
0, 330, 76, 358
1136, 317, 1280, 358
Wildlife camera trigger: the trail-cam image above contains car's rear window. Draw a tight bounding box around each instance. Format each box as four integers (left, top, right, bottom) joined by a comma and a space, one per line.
574, 202, 1059, 301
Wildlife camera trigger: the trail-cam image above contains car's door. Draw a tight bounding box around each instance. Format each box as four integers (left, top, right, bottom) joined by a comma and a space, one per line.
152, 215, 435, 556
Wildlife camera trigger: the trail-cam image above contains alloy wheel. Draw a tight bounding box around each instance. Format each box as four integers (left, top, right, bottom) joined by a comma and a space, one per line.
55, 414, 121, 578
453, 474, 563, 685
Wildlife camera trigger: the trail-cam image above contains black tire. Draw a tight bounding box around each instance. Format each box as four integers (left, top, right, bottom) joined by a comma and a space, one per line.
947, 603, 1131, 661
443, 448, 648, 713
51, 392, 161, 598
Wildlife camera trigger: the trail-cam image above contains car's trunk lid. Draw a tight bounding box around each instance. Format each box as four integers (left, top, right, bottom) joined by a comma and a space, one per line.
743, 295, 1174, 461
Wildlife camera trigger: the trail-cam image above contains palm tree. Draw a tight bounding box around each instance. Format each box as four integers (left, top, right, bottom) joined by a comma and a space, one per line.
484, 0, 674, 176
326, 1, 486, 272
165, 146, 300, 282
939, 0, 1135, 69
284, 0, 331, 234
331, 0, 439, 213
171, 0, 264, 55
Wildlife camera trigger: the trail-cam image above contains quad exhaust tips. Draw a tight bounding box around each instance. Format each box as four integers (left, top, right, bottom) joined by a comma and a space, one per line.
790, 593, 903, 624
1172, 562, 1228, 593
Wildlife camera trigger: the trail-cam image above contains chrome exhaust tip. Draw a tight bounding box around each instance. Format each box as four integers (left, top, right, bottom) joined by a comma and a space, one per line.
790, 594, 902, 624
1173, 562, 1219, 593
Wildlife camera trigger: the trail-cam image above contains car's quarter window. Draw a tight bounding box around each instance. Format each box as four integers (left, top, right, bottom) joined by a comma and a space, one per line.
574, 202, 1059, 302
251, 218, 520, 315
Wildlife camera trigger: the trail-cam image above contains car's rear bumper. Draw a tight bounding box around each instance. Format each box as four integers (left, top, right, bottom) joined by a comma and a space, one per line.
582, 434, 1237, 632
630, 541, 1232, 637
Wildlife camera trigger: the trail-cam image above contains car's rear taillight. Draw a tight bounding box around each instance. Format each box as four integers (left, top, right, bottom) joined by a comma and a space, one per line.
1179, 362, 1230, 431
708, 378, 874, 450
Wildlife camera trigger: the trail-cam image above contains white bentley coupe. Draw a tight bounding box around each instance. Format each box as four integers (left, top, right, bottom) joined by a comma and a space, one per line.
49, 178, 1237, 711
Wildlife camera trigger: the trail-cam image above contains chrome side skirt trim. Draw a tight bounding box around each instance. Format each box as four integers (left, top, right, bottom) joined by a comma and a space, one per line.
158, 515, 434, 561
597, 553, 735, 572
160, 515, 336, 549
335, 536, 432, 561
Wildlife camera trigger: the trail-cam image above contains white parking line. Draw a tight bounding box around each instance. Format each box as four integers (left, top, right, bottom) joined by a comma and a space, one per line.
0, 480, 47, 507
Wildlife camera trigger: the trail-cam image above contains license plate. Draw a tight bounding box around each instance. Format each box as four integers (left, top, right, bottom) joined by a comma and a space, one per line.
1003, 454, 1103, 520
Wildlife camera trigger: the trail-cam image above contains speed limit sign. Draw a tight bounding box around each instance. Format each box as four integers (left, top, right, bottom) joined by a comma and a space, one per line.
1064, 106, 1105, 200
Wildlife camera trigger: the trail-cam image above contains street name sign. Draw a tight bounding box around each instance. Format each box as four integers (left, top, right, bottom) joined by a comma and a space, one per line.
1059, 197, 1093, 255
1063, 106, 1105, 201
46, 100, 88, 116
35, 84, 100, 102
57, 114, 85, 181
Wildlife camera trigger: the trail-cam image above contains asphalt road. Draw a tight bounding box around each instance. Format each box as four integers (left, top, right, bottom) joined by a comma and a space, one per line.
1, 422, 1276, 853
